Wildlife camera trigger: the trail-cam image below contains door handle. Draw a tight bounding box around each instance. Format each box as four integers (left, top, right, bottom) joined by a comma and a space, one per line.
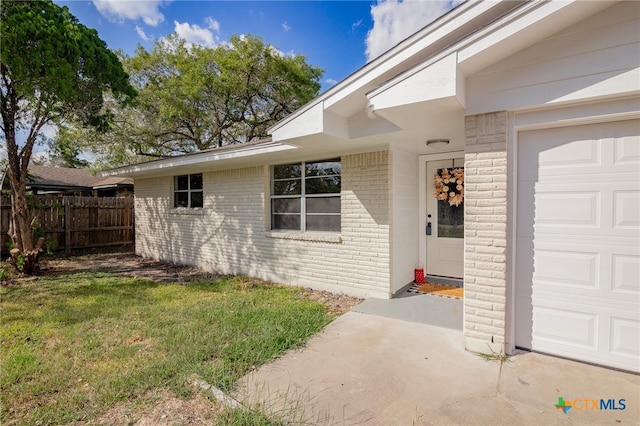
426, 222, 432, 235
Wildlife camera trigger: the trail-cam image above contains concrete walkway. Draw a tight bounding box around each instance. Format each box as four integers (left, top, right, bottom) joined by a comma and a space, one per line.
236, 311, 639, 425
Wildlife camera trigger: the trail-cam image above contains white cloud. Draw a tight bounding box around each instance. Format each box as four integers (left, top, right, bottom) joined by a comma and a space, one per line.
135, 25, 151, 41
365, 0, 463, 61
352, 19, 363, 31
205, 17, 220, 32
325, 78, 338, 86
93, 0, 166, 27
173, 21, 217, 48
282, 22, 291, 32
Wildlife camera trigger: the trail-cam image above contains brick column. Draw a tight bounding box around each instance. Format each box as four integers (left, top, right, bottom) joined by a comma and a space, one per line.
464, 111, 508, 354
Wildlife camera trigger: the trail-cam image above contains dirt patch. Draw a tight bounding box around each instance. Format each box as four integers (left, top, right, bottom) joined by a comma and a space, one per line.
40, 251, 213, 284
302, 288, 363, 316
34, 250, 363, 315
96, 390, 218, 426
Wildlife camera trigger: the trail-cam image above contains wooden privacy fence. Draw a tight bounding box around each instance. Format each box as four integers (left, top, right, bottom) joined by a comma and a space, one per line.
1, 195, 134, 255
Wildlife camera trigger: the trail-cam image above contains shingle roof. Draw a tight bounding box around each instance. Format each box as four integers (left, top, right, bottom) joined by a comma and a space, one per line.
28, 165, 96, 188
26, 165, 133, 190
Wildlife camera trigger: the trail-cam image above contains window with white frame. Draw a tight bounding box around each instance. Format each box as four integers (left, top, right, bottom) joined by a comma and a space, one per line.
271, 159, 341, 232
174, 173, 203, 208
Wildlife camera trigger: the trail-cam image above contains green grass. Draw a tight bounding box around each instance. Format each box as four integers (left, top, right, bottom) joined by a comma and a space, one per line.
0, 272, 334, 425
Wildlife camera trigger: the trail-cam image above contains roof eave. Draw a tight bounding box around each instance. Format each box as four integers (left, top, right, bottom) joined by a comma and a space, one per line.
102, 140, 298, 177
267, 0, 512, 135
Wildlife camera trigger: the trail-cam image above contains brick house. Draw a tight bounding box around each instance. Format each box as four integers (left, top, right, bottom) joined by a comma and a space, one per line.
106, 1, 639, 373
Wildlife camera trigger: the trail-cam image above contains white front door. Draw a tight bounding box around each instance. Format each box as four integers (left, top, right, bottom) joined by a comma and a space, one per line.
426, 159, 464, 278
515, 119, 640, 372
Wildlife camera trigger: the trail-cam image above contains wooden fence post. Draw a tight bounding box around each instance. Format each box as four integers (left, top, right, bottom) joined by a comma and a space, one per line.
64, 197, 71, 255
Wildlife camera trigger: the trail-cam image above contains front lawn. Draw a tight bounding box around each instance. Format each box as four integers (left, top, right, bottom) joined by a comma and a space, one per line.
0, 272, 335, 425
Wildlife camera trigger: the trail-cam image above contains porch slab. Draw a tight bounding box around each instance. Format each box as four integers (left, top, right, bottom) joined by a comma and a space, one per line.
352, 292, 463, 330
235, 311, 640, 425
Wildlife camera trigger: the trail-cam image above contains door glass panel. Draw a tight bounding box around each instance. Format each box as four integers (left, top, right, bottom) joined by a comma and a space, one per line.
438, 201, 463, 238
435, 167, 464, 238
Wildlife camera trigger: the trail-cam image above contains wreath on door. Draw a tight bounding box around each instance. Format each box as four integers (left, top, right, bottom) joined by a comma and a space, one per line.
434, 168, 464, 207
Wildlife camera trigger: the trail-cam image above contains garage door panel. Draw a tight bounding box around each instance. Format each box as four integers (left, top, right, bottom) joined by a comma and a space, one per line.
534, 190, 599, 227
532, 242, 639, 302
532, 297, 640, 369
614, 190, 640, 228
532, 305, 598, 349
519, 127, 600, 176
610, 317, 640, 359
516, 118, 640, 372
614, 125, 640, 164
612, 255, 640, 294
534, 249, 598, 288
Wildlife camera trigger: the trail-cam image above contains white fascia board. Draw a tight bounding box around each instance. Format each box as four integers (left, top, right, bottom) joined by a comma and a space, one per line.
102, 142, 298, 177
269, 102, 324, 142
367, 52, 460, 111
266, 0, 502, 136
366, 1, 550, 107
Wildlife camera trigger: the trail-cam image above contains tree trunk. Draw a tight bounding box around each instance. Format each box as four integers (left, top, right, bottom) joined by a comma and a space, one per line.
3, 94, 41, 274
6, 167, 41, 274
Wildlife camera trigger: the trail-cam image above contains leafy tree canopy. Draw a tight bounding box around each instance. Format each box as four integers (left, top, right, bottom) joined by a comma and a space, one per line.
59, 33, 323, 166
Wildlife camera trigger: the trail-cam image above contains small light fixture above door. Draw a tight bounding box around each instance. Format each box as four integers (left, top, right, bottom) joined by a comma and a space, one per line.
426, 139, 450, 148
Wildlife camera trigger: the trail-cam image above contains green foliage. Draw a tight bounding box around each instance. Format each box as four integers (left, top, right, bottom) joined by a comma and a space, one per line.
0, 263, 10, 281
0, 0, 136, 132
217, 406, 286, 425
58, 33, 323, 167
44, 238, 57, 255
13, 252, 25, 272
31, 216, 44, 241
0, 273, 334, 424
47, 136, 90, 168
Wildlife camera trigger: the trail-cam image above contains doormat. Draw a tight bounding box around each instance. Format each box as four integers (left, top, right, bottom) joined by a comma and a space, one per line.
409, 282, 463, 299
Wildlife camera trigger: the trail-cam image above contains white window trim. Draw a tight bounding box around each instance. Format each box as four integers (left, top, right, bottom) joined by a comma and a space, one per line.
270, 160, 341, 232
174, 173, 203, 209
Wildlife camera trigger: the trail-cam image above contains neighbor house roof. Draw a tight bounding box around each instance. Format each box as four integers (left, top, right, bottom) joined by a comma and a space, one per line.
28, 165, 96, 190
2, 165, 133, 193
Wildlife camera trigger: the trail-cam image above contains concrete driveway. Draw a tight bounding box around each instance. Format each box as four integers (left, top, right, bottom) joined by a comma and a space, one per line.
236, 311, 639, 425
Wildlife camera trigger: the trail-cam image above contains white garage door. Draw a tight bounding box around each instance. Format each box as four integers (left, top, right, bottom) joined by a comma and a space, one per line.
515, 119, 640, 373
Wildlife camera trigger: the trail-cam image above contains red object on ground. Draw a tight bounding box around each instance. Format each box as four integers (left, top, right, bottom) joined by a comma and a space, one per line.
414, 268, 425, 284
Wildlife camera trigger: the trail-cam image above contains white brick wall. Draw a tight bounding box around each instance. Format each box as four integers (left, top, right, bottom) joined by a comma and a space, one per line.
134, 151, 391, 298
464, 111, 508, 354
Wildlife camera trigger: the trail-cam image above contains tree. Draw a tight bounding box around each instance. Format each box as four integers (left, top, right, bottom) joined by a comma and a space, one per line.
61, 34, 322, 166
47, 131, 90, 168
0, 0, 136, 273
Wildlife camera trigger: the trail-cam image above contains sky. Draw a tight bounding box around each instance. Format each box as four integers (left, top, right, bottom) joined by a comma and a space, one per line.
56, 0, 463, 92
2, 0, 462, 162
